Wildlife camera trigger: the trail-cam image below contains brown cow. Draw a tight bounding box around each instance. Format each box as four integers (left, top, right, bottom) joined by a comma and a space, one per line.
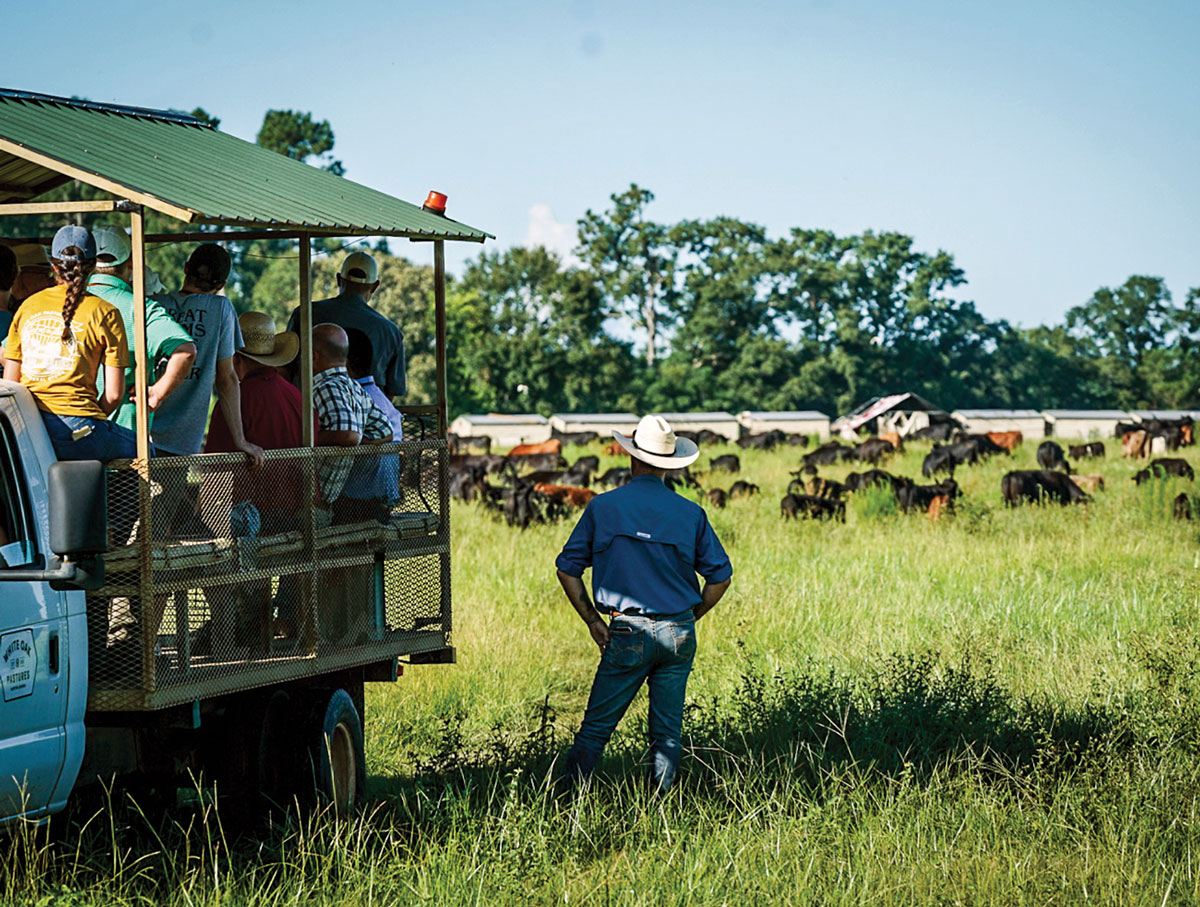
1070, 474, 1105, 494
508, 439, 563, 457
986, 431, 1023, 452
1122, 430, 1149, 458
1182, 424, 1194, 446
926, 495, 951, 522
533, 483, 596, 507
602, 441, 623, 456
879, 432, 904, 453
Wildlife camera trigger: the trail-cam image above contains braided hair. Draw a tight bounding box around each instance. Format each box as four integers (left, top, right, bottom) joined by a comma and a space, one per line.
51, 250, 96, 343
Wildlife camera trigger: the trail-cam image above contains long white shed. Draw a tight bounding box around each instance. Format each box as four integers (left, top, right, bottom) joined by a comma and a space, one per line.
1043, 410, 1132, 440
657, 412, 740, 441
550, 413, 640, 436
448, 414, 552, 448
952, 409, 1047, 437
737, 410, 830, 440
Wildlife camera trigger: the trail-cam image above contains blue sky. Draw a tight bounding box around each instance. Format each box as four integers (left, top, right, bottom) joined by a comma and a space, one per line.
3, 0, 1196, 328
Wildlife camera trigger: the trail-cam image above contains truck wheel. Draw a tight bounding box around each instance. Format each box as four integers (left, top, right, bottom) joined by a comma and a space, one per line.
309, 689, 365, 814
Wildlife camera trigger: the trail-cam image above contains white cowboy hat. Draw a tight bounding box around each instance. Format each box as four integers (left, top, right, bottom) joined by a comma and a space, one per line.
613, 415, 700, 469
237, 311, 300, 367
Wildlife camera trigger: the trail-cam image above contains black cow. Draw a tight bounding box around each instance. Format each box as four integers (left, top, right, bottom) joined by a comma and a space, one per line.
710, 454, 741, 473
785, 433, 810, 447
507, 452, 569, 473
1036, 441, 1071, 473
598, 467, 632, 488
1174, 493, 1192, 520
573, 455, 600, 473
664, 467, 702, 491
922, 446, 957, 478
854, 438, 895, 465
802, 442, 853, 468
846, 469, 909, 494
1068, 442, 1105, 460
451, 453, 507, 474
696, 429, 727, 446
738, 430, 786, 450
1001, 470, 1090, 506
909, 422, 958, 442
1132, 458, 1195, 484
787, 476, 847, 499
706, 488, 728, 509
781, 493, 845, 522
729, 480, 760, 498
552, 430, 599, 446
896, 479, 959, 513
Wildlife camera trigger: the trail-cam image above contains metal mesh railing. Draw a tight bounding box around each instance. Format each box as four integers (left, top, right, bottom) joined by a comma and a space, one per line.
86, 420, 451, 710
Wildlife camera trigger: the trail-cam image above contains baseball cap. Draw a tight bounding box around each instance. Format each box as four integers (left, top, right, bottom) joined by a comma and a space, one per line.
92, 224, 132, 265
339, 251, 378, 284
51, 225, 96, 262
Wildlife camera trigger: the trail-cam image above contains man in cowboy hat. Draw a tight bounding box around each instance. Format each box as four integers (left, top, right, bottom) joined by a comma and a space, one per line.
556, 414, 732, 793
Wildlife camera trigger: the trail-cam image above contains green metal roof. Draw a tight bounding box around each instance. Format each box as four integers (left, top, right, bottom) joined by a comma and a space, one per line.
0, 89, 491, 242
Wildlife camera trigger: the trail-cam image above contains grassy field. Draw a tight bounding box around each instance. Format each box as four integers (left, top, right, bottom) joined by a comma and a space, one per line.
8, 438, 1200, 905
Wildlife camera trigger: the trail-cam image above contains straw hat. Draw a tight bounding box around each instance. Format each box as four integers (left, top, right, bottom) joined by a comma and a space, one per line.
237, 311, 299, 367
612, 415, 699, 469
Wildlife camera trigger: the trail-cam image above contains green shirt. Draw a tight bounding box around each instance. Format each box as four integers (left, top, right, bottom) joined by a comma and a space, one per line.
87, 274, 193, 432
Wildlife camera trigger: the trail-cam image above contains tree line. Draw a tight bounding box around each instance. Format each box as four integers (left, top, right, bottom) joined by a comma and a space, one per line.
9, 109, 1199, 419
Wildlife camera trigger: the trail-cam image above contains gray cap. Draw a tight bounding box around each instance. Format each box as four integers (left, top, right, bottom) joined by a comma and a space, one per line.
50, 225, 96, 262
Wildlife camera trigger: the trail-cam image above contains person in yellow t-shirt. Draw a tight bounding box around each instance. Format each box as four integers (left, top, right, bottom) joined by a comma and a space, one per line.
2, 225, 139, 461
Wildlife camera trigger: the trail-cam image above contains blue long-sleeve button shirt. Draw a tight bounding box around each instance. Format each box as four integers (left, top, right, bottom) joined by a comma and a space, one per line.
556, 474, 733, 616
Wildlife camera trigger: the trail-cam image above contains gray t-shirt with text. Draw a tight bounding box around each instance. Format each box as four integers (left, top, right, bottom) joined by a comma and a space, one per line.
148, 290, 242, 455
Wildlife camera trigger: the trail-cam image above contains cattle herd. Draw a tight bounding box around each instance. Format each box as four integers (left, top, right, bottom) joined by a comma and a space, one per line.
446, 416, 1197, 528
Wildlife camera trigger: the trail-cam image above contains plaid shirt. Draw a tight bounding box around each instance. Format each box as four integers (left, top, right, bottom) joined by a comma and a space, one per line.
313, 366, 393, 504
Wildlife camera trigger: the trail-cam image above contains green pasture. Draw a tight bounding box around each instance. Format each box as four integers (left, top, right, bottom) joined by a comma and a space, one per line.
9, 438, 1200, 905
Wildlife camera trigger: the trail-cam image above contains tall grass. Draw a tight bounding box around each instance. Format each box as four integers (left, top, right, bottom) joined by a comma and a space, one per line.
8, 438, 1200, 905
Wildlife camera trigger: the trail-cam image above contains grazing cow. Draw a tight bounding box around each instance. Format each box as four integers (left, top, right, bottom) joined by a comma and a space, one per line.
602, 441, 623, 456
508, 452, 568, 472
781, 493, 846, 522
452, 453, 507, 474
706, 488, 728, 509
845, 469, 907, 494
785, 433, 810, 447
879, 432, 904, 453
1132, 458, 1196, 484
802, 442, 853, 468
985, 431, 1023, 452
1070, 474, 1105, 494
449, 462, 489, 501
1036, 441, 1071, 473
675, 430, 700, 443
922, 445, 957, 478
533, 483, 596, 507
796, 476, 848, 499
573, 455, 600, 473
1183, 424, 1194, 446
1001, 470, 1090, 506
1174, 493, 1192, 520
552, 430, 599, 446
896, 479, 959, 513
1068, 442, 1105, 460
738, 430, 786, 451
508, 439, 563, 457
664, 467, 702, 491
729, 480, 760, 498
710, 454, 741, 473
854, 437, 896, 465
597, 467, 633, 488
1122, 430, 1149, 459
960, 434, 1007, 459
695, 429, 727, 446
909, 422, 958, 442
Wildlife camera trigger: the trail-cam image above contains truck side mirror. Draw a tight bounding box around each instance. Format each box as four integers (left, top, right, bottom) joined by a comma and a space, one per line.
48, 460, 108, 556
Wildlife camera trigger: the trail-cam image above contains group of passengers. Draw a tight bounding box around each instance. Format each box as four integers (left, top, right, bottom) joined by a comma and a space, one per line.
0, 224, 406, 530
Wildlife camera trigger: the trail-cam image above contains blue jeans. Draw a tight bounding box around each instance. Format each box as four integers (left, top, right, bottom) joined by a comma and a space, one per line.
40, 411, 144, 462
565, 612, 697, 792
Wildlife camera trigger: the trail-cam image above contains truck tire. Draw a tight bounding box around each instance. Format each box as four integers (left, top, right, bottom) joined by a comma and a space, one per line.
308, 688, 365, 814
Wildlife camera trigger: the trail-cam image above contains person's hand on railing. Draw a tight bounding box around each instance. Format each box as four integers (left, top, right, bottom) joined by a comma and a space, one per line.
237, 439, 265, 470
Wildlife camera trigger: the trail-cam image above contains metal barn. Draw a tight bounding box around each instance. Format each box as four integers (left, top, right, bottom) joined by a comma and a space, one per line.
1043, 410, 1132, 440
737, 410, 830, 440
656, 412, 740, 441
549, 413, 640, 436
448, 414, 551, 448
952, 409, 1047, 437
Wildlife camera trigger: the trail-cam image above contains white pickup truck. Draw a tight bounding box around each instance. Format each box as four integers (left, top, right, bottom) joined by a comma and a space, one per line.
0, 379, 454, 823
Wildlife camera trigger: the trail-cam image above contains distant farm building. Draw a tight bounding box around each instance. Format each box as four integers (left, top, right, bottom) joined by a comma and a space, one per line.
953, 409, 1047, 437
1129, 410, 1199, 423
737, 410, 830, 440
834, 392, 952, 439
448, 414, 551, 448
657, 412, 740, 441
1043, 410, 1131, 440
550, 412, 640, 436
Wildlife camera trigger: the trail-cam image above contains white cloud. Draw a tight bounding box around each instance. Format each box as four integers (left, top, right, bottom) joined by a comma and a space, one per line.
524, 203, 581, 268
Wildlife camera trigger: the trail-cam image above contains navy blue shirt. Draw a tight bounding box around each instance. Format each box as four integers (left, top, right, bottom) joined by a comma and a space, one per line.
556, 475, 732, 616
287, 291, 406, 398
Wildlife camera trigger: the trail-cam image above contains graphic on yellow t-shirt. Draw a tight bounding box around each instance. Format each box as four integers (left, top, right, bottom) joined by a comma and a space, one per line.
18, 311, 84, 382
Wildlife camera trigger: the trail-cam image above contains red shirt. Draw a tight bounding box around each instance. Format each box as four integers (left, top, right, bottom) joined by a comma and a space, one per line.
205, 369, 307, 514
